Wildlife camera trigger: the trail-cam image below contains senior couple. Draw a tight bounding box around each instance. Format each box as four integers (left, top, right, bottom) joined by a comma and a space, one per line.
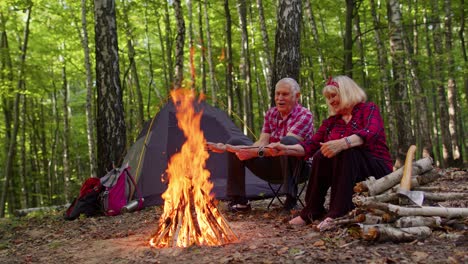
207, 76, 392, 229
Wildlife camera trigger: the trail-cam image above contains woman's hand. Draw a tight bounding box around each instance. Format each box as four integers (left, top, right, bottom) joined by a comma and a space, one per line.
319, 139, 347, 158
206, 142, 226, 153
268, 142, 288, 156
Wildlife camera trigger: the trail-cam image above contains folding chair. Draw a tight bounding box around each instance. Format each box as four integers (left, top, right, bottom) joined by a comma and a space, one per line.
267, 159, 311, 209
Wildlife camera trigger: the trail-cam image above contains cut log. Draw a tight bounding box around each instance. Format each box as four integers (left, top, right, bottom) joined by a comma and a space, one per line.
390, 169, 443, 192
394, 216, 442, 228
362, 225, 432, 242
354, 157, 433, 196
359, 201, 468, 218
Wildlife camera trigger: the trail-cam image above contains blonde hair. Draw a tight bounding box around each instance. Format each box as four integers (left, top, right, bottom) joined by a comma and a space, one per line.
323, 75, 367, 116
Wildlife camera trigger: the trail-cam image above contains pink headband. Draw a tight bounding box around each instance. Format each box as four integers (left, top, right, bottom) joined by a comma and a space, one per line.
326, 76, 339, 88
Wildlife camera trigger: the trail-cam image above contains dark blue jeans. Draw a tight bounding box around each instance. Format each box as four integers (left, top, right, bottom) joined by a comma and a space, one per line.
226, 136, 308, 203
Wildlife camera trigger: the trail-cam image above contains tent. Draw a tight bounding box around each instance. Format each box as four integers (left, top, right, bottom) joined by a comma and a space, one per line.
123, 100, 275, 207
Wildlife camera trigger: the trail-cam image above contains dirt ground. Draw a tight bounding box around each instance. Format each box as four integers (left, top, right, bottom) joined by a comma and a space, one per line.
0, 168, 466, 264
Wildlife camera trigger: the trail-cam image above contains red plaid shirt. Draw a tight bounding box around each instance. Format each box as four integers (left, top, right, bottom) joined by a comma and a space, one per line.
300, 102, 393, 170
262, 103, 314, 143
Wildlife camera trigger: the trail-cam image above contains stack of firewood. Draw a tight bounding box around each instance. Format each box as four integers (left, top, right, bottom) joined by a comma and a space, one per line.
329, 156, 468, 242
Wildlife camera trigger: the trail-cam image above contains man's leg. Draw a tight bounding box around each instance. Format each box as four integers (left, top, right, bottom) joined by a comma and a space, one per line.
279, 136, 304, 209
225, 137, 252, 210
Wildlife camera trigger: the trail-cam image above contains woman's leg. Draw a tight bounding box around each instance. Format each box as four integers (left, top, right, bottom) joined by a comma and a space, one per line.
299, 151, 331, 222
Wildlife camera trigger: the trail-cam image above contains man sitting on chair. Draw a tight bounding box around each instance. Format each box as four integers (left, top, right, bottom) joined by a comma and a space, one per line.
207, 77, 314, 212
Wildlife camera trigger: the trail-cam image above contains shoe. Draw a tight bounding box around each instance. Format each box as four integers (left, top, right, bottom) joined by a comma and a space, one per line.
229, 201, 251, 213
283, 195, 297, 211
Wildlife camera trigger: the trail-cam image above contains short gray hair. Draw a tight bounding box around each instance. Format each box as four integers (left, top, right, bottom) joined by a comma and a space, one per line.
275, 77, 301, 96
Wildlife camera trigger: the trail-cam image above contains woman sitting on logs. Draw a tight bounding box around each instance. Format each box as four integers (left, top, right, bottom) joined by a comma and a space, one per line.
269, 75, 393, 229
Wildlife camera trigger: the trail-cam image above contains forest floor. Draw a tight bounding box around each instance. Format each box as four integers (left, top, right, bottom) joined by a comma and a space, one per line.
0, 167, 467, 264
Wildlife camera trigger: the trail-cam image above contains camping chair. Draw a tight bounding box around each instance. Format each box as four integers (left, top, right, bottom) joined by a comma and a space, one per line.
267, 159, 312, 210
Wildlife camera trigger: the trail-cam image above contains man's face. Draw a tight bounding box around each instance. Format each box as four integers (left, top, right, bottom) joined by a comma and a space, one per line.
274, 83, 298, 116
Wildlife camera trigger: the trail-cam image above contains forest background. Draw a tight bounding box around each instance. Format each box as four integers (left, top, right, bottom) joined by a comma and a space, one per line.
0, 0, 466, 217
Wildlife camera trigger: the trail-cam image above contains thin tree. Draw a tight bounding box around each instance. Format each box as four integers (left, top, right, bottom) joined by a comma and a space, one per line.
343, 0, 355, 77
256, 0, 272, 105
94, 0, 127, 177
0, 4, 32, 217
224, 0, 234, 116
203, 0, 219, 104
237, 0, 253, 132
172, 0, 185, 89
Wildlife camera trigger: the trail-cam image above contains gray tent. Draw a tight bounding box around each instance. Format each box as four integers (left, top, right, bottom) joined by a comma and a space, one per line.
123, 100, 274, 207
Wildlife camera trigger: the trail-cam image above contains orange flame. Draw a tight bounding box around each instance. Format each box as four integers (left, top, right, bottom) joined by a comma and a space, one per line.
149, 88, 237, 248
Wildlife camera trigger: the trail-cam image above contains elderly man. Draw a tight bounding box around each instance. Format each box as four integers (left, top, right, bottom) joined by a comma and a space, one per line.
208, 77, 314, 212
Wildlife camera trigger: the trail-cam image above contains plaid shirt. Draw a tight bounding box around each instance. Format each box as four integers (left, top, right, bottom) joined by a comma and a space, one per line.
262, 103, 314, 143
300, 102, 393, 170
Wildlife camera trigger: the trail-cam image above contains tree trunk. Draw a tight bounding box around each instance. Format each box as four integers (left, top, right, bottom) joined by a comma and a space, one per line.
343, 0, 354, 77
203, 0, 218, 104
304, 0, 326, 80
256, 0, 272, 105
237, 0, 253, 133
79, 0, 97, 178
444, 0, 462, 166
61, 56, 71, 201
271, 0, 302, 104
94, 0, 127, 177
187, 0, 195, 90
430, 0, 453, 167
387, 0, 414, 167
172, 0, 185, 89
122, 0, 144, 130
0, 4, 31, 217
163, 0, 173, 93
198, 1, 207, 95
224, 0, 234, 117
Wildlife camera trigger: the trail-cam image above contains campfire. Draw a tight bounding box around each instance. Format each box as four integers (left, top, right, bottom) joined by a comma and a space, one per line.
149, 89, 237, 248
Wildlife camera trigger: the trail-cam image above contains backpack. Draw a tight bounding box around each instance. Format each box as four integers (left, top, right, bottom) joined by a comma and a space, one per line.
64, 177, 103, 220
100, 164, 144, 216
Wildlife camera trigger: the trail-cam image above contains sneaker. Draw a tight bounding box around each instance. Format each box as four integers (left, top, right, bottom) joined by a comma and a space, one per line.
229, 201, 251, 212
283, 195, 297, 211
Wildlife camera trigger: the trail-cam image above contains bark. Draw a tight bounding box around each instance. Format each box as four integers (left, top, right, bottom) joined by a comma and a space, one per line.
387, 0, 414, 167
80, 0, 97, 177
394, 216, 442, 228
362, 225, 432, 242
237, 0, 253, 133
0, 5, 31, 217
172, 0, 185, 88
94, 0, 127, 177
359, 201, 468, 218
271, 0, 302, 103
354, 157, 433, 196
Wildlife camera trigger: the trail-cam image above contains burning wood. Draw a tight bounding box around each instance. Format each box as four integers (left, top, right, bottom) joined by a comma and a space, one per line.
149, 89, 237, 248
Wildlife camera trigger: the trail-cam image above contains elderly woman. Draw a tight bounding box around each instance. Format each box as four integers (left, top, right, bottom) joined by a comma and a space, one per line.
269, 75, 393, 229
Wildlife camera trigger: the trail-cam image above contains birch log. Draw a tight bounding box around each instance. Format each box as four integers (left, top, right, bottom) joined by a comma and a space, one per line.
360, 201, 468, 217
354, 157, 433, 196
394, 216, 442, 228
362, 226, 432, 242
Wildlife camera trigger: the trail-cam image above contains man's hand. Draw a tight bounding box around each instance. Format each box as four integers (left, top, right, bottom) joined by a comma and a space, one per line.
206, 142, 226, 153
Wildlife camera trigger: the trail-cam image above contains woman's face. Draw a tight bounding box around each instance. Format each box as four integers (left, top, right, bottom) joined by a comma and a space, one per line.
325, 91, 345, 114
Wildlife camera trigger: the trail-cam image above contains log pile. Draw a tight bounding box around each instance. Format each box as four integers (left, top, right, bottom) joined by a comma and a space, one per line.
326, 156, 468, 243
